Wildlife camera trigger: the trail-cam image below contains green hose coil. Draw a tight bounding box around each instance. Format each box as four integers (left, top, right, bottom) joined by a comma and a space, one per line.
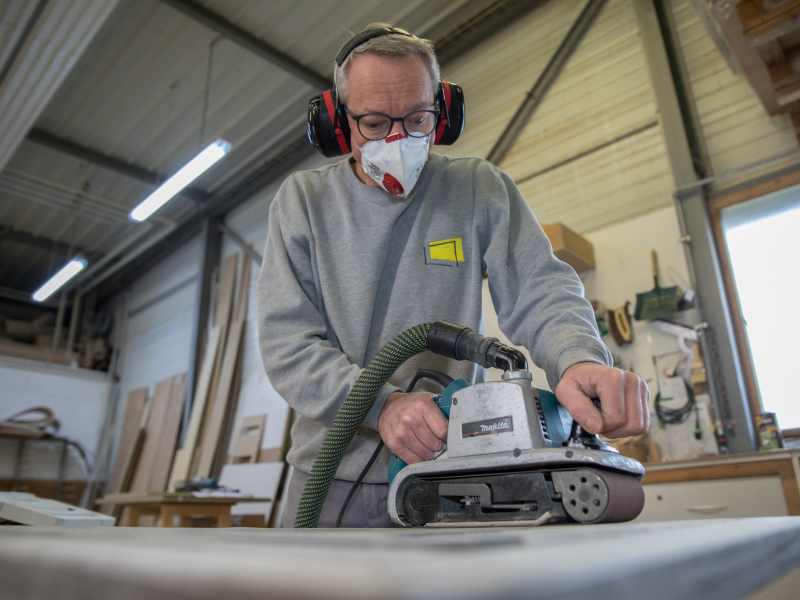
293, 322, 432, 528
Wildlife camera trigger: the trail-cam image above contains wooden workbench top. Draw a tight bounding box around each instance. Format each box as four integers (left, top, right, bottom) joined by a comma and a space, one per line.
644, 448, 799, 471
96, 492, 271, 505
2, 518, 799, 600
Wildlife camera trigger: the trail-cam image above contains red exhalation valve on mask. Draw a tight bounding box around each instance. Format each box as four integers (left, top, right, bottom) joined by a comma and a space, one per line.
382, 173, 404, 196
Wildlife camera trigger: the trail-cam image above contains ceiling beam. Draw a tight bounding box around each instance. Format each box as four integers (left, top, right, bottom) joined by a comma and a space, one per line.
0, 226, 96, 258
25, 128, 209, 203
160, 0, 332, 90
0, 285, 58, 307
487, 0, 606, 165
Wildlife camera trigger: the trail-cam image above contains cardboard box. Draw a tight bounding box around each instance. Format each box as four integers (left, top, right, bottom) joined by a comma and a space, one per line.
542, 223, 595, 273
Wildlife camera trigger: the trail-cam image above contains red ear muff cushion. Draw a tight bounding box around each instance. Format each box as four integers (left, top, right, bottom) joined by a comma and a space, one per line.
434, 81, 465, 146
307, 90, 352, 157
322, 91, 351, 156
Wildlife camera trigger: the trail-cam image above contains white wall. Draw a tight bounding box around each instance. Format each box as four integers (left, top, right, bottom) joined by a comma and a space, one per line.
0, 357, 107, 479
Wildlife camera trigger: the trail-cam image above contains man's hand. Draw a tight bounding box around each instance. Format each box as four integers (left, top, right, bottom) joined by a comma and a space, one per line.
377, 391, 449, 464
556, 362, 650, 439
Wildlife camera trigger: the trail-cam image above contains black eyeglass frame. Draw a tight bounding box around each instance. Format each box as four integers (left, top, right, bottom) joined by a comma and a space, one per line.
343, 105, 441, 140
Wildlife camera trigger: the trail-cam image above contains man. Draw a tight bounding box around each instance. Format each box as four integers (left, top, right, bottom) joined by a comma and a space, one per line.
258, 24, 649, 528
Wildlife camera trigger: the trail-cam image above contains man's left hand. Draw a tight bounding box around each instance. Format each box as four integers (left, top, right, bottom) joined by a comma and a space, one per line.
555, 362, 650, 439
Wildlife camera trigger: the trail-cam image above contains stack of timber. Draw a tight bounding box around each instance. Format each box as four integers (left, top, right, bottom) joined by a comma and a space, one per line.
101, 373, 187, 521
168, 253, 250, 491
218, 370, 294, 527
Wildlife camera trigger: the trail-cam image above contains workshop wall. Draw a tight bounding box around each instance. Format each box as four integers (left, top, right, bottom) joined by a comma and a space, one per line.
435, 0, 675, 234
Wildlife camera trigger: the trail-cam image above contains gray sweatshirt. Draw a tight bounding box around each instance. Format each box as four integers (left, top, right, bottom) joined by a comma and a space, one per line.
258, 153, 611, 483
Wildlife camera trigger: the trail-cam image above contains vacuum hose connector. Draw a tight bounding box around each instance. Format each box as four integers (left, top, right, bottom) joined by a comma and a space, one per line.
427, 321, 527, 372
293, 321, 528, 528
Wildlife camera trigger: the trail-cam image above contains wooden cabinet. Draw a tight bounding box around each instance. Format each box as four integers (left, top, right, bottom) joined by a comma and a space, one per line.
636, 450, 800, 522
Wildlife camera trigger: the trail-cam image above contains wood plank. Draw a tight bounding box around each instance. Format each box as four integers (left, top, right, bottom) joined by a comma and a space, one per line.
707, 168, 800, 213
643, 460, 785, 484
193, 254, 238, 470
128, 377, 174, 493
742, 0, 800, 45
215, 254, 238, 328
98, 492, 269, 505
168, 326, 222, 491
212, 344, 244, 477
778, 460, 800, 516
768, 61, 794, 84
114, 399, 152, 523
148, 373, 187, 493
194, 319, 245, 479
106, 388, 148, 496
708, 208, 763, 420
209, 255, 251, 476
194, 252, 239, 463
775, 79, 800, 105
709, 2, 781, 114
229, 415, 265, 464
232, 254, 251, 322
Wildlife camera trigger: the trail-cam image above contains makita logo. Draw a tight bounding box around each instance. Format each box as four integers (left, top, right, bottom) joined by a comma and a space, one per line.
480, 420, 511, 432
462, 416, 514, 438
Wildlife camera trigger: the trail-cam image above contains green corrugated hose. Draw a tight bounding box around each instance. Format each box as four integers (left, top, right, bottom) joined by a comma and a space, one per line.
293, 322, 432, 528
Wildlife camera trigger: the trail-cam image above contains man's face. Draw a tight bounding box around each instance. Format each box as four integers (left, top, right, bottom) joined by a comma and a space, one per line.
344, 53, 436, 184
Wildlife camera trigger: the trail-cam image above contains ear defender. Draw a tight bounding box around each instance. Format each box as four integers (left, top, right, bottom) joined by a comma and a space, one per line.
308, 89, 351, 158
434, 81, 465, 146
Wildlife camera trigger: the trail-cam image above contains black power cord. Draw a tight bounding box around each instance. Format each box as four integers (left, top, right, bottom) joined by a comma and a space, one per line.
334, 368, 454, 527
655, 376, 696, 427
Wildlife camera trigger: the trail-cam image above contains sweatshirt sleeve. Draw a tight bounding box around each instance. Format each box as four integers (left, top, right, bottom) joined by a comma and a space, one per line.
480, 166, 612, 391
257, 178, 399, 431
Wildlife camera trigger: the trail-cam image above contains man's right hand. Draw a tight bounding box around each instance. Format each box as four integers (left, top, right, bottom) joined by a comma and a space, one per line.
377, 391, 449, 464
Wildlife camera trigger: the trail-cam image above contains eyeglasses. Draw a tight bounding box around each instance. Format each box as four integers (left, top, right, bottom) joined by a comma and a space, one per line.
343, 106, 440, 140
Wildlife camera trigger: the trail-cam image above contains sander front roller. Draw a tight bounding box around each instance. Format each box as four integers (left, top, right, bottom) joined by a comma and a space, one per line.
294, 321, 645, 528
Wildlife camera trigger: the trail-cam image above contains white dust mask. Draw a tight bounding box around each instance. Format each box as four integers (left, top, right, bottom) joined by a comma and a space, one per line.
358, 133, 429, 197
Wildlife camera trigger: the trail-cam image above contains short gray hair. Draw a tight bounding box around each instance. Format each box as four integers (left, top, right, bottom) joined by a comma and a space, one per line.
334, 23, 440, 105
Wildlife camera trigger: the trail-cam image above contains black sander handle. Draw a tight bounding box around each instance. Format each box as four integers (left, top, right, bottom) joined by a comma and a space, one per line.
427, 321, 527, 372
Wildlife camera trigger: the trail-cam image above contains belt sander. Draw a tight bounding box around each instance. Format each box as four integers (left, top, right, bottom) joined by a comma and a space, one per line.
294, 321, 645, 528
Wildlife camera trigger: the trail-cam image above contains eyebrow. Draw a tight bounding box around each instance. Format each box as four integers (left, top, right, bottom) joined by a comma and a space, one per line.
359, 101, 436, 115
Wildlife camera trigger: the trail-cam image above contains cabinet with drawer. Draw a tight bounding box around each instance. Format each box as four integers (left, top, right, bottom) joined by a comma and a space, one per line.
636, 475, 788, 522
636, 451, 800, 523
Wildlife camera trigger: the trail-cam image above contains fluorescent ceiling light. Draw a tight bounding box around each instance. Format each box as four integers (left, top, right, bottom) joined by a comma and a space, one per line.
129, 139, 232, 222
32, 258, 87, 302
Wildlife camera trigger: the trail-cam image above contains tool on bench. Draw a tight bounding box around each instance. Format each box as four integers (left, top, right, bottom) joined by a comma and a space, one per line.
294, 321, 645, 528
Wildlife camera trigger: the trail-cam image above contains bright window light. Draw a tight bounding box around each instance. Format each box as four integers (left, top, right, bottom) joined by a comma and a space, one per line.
32, 258, 87, 302
129, 139, 232, 222
722, 185, 800, 429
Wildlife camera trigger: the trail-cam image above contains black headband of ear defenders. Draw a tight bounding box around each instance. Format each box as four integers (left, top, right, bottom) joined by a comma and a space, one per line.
335, 26, 416, 67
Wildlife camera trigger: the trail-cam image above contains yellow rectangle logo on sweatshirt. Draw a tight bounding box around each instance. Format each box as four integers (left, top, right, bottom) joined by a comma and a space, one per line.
425, 238, 463, 266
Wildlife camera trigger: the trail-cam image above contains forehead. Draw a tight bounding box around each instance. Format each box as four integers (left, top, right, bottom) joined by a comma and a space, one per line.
346, 54, 434, 113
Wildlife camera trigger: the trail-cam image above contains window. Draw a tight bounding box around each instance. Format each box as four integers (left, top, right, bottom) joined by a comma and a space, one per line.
721, 185, 800, 429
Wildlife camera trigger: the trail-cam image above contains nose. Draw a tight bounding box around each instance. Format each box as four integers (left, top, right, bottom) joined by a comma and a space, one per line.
389, 119, 405, 136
